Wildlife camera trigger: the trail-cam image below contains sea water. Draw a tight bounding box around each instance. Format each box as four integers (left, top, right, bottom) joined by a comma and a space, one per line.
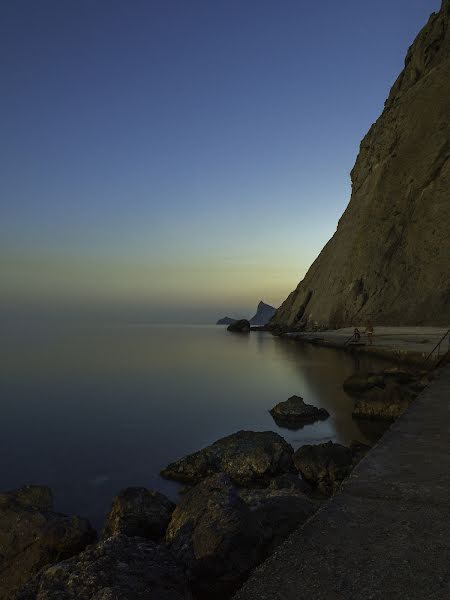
0, 324, 390, 527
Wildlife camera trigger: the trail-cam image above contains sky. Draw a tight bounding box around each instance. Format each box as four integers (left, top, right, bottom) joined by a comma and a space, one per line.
0, 0, 441, 324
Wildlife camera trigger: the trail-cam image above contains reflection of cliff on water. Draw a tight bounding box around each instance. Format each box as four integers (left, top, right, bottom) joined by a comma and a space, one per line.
270, 336, 392, 444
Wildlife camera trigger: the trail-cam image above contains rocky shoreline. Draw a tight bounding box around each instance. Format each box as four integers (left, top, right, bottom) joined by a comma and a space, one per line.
1, 358, 433, 600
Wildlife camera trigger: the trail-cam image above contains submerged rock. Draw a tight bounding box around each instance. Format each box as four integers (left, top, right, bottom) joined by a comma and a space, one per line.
343, 372, 385, 394
165, 474, 264, 598
383, 367, 418, 384
293, 441, 364, 495
227, 319, 251, 333
352, 382, 415, 420
161, 430, 294, 486
102, 487, 175, 541
270, 395, 329, 428
15, 534, 191, 600
0, 485, 96, 600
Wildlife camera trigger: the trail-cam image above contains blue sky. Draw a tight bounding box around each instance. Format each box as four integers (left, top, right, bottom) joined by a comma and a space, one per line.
0, 0, 441, 322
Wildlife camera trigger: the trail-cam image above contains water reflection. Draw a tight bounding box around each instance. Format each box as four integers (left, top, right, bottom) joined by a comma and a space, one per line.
0, 325, 391, 528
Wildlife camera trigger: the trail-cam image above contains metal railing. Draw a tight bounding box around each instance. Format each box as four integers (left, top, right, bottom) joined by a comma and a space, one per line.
425, 327, 450, 363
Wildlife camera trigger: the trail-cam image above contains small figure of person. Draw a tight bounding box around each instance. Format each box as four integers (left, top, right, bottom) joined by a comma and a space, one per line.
354, 327, 361, 342
365, 321, 374, 345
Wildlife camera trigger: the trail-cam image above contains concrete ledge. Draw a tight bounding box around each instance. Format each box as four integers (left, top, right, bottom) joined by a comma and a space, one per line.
284, 326, 449, 367
234, 366, 450, 600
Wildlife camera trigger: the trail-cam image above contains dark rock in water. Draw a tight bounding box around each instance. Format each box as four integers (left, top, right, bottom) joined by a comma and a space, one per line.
15, 534, 191, 600
0, 485, 96, 600
102, 487, 175, 541
270, 395, 329, 428
161, 430, 294, 486
165, 474, 264, 599
238, 487, 317, 555
293, 442, 355, 496
383, 367, 418, 384
352, 382, 415, 420
216, 316, 238, 325
227, 319, 251, 332
269, 473, 312, 494
343, 372, 385, 394
249, 301, 277, 326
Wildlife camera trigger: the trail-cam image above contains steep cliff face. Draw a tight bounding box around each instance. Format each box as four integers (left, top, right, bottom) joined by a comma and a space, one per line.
272, 0, 450, 329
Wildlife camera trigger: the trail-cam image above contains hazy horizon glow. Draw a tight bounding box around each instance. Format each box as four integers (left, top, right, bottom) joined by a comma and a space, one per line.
0, 0, 440, 323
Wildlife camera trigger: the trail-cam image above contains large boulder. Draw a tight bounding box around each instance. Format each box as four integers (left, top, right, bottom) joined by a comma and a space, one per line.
293, 441, 369, 495
268, 472, 312, 494
165, 473, 317, 598
352, 382, 415, 420
102, 487, 175, 541
270, 395, 329, 428
0, 485, 96, 600
161, 430, 294, 486
15, 534, 191, 600
227, 319, 250, 333
238, 487, 317, 555
165, 474, 264, 598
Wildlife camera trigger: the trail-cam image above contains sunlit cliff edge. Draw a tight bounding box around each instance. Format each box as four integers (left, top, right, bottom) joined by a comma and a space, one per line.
272, 0, 450, 330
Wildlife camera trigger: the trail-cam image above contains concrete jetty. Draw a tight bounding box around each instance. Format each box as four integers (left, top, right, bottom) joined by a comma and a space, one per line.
285, 326, 449, 366
234, 366, 450, 600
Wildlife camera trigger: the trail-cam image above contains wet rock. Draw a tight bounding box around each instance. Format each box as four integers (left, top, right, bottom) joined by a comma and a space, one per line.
102, 487, 175, 541
269, 473, 312, 494
352, 382, 415, 420
227, 319, 251, 332
293, 442, 355, 495
161, 430, 294, 486
270, 395, 329, 428
238, 487, 317, 554
343, 372, 384, 394
165, 474, 264, 598
15, 534, 191, 600
0, 485, 96, 600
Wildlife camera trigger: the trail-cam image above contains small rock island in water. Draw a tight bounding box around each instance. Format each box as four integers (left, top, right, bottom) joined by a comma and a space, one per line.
216, 300, 276, 327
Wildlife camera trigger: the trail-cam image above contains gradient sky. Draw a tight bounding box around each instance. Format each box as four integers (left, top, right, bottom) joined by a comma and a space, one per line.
0, 0, 441, 323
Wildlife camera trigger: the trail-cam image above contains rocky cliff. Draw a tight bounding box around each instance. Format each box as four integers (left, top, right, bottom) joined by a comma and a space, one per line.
249, 301, 277, 326
272, 0, 450, 329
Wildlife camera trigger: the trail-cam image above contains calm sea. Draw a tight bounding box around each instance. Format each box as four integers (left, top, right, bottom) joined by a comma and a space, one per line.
1, 324, 390, 528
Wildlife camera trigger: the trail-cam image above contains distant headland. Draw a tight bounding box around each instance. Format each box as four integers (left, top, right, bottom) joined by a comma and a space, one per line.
216, 301, 276, 327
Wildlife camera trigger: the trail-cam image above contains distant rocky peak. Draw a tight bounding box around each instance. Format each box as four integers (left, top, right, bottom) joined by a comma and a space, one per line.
250, 301, 277, 326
